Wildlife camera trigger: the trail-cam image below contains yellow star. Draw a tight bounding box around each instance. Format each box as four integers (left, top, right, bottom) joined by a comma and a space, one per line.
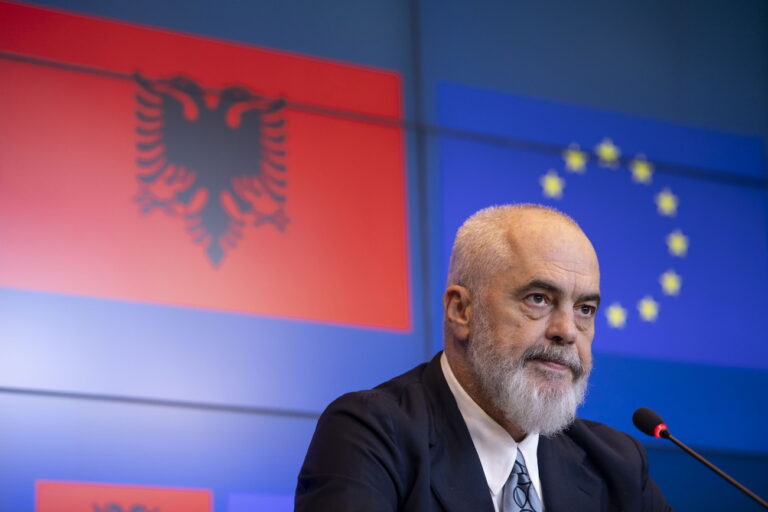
563, 143, 587, 173
540, 170, 565, 199
667, 229, 689, 257
595, 137, 621, 168
660, 269, 682, 296
637, 296, 660, 322
655, 187, 678, 216
630, 154, 654, 184
605, 302, 627, 328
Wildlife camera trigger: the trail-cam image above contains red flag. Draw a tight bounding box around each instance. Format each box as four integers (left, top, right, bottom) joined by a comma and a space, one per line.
0, 1, 410, 329
36, 480, 212, 512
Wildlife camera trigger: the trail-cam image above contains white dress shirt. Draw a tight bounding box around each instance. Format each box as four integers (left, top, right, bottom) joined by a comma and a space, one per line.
440, 353, 544, 512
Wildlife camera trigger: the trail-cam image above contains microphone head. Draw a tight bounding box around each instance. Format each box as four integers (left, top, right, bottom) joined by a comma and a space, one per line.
633, 407, 670, 438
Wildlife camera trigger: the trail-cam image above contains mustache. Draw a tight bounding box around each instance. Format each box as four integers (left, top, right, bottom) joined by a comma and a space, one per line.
521, 344, 586, 379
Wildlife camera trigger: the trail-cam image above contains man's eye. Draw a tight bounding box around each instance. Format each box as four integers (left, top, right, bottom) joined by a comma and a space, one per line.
577, 304, 596, 317
526, 294, 548, 305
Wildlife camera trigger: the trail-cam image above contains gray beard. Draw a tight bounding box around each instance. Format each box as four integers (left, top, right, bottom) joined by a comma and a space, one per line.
467, 313, 590, 437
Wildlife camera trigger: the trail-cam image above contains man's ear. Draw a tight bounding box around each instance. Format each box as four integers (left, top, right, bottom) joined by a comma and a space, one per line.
443, 285, 473, 342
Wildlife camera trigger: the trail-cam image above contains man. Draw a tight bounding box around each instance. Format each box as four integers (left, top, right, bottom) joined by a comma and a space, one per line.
296, 204, 671, 511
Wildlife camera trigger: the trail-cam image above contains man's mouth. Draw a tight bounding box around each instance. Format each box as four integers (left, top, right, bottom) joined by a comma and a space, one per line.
524, 352, 584, 379
531, 358, 570, 372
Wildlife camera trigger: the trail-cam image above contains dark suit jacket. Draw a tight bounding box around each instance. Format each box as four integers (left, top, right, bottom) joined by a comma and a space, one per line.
296, 352, 671, 511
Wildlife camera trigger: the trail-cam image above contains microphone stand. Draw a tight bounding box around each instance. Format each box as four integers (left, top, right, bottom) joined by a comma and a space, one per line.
658, 429, 768, 509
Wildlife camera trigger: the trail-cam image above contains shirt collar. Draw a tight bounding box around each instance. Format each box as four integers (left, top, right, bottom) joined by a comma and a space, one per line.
440, 352, 540, 497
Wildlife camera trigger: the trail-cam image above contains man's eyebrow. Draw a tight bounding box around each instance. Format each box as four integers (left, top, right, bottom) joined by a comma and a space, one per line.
579, 293, 602, 307
516, 280, 602, 307
516, 279, 562, 295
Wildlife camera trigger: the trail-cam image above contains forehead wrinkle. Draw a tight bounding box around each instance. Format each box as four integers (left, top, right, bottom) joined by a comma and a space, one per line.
503, 238, 599, 278
547, 260, 599, 278
504, 212, 590, 251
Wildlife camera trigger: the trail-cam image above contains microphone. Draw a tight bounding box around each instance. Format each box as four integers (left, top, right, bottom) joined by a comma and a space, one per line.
632, 407, 768, 509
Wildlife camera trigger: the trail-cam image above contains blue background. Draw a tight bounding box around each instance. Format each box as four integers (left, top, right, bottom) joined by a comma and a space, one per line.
1, 1, 767, 510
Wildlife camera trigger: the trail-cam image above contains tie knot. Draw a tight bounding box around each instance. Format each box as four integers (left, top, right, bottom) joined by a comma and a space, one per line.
513, 451, 532, 484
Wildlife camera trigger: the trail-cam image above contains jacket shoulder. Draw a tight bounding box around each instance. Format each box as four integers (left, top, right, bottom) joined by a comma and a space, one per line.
324, 360, 432, 419
557, 418, 672, 512
296, 362, 436, 511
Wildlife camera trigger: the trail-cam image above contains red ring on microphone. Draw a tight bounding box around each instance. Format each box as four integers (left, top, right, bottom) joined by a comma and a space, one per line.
653, 423, 668, 438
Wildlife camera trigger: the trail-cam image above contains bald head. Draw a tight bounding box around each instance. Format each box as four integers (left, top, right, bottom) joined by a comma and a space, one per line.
447, 204, 597, 296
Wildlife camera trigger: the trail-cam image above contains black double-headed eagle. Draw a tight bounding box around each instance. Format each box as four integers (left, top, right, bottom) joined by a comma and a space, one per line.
134, 72, 287, 266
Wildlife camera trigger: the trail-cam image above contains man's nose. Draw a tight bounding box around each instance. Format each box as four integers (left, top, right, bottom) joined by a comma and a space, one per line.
545, 308, 577, 345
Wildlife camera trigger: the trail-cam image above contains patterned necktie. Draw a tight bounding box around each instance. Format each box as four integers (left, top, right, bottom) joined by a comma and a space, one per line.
501, 449, 543, 512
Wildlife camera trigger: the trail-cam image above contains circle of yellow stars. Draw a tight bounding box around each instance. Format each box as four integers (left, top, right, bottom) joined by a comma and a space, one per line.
540, 137, 687, 328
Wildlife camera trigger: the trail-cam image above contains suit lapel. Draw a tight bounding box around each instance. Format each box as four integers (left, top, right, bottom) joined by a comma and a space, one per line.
423, 353, 495, 512
538, 433, 603, 512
